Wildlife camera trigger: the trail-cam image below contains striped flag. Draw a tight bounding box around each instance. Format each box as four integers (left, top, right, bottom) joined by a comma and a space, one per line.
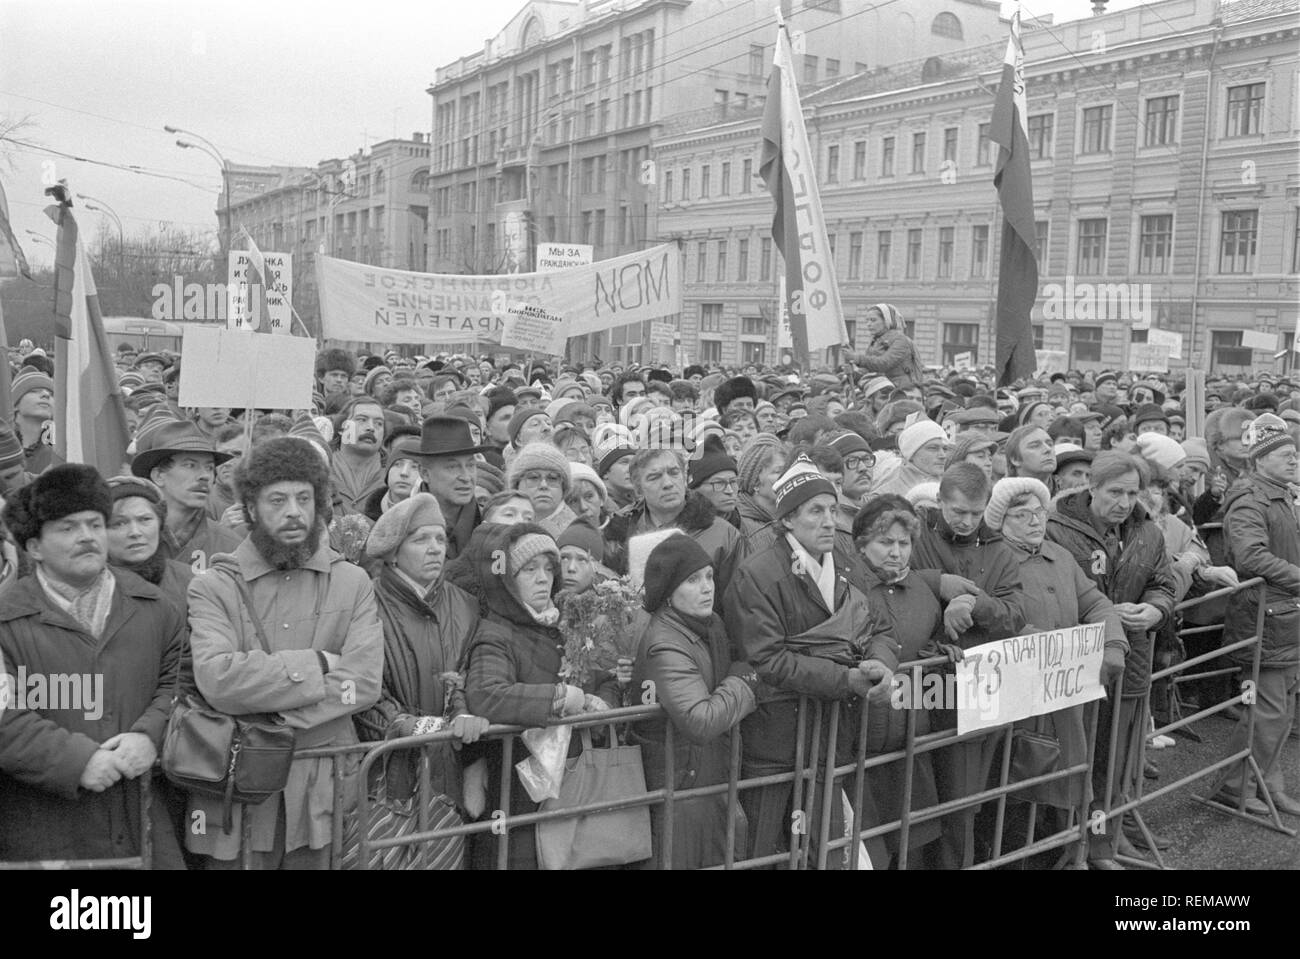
990, 7, 1039, 387
46, 196, 132, 473
759, 18, 847, 361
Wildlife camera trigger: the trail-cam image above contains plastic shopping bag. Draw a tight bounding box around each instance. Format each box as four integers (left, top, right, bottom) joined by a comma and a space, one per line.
515, 724, 573, 803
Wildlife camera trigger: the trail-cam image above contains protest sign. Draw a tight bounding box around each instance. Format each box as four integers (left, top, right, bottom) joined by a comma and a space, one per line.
651, 321, 676, 348
953, 351, 974, 371
316, 243, 681, 344
954, 623, 1106, 735
499, 302, 567, 356
228, 251, 292, 333
535, 242, 593, 273
1146, 327, 1182, 358
177, 325, 315, 411
1034, 349, 1067, 375
1240, 329, 1278, 352
1128, 343, 1170, 372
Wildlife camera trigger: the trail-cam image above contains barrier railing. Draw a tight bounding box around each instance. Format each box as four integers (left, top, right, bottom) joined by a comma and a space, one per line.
0, 774, 153, 871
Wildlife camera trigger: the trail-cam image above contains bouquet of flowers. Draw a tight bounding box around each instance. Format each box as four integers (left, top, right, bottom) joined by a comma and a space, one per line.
330, 513, 374, 564
557, 577, 642, 694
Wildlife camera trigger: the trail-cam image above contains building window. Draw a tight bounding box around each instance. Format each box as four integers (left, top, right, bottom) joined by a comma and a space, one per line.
760, 237, 773, 281
1211, 330, 1253, 368
876, 230, 892, 278
931, 12, 963, 39
803, 56, 818, 85
971, 225, 989, 278
848, 231, 863, 280
750, 44, 765, 77
906, 228, 923, 279
1076, 219, 1107, 275
721, 161, 731, 196
742, 341, 766, 365
1027, 114, 1053, 159
853, 141, 867, 179
742, 158, 753, 193
826, 144, 840, 184
1035, 220, 1049, 271
742, 315, 765, 336
681, 168, 691, 201
700, 164, 710, 199
1032, 323, 1044, 350
737, 238, 750, 281
911, 132, 926, 174
937, 227, 954, 278
1080, 105, 1113, 154
1219, 210, 1257, 274
826, 58, 840, 78
943, 127, 958, 163
700, 303, 723, 333
716, 239, 728, 281
1293, 208, 1300, 273
1144, 95, 1179, 147
1069, 326, 1104, 367
881, 137, 895, 177
664, 170, 673, 203
700, 339, 722, 364
714, 89, 730, 120
1138, 214, 1173, 274
976, 122, 993, 166
696, 240, 708, 282
1225, 83, 1264, 137
942, 323, 979, 365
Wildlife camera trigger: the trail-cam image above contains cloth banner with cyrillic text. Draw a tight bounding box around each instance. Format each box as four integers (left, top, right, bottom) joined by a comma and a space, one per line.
316, 244, 681, 344
954, 623, 1106, 735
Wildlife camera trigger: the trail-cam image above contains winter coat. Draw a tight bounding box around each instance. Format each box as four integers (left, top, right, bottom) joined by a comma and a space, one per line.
604, 491, 747, 608
630, 606, 755, 869
183, 536, 384, 860
1222, 476, 1300, 668
722, 534, 900, 766
158, 512, 243, 574
909, 508, 1026, 650
736, 492, 780, 554
1045, 490, 1176, 697
0, 569, 185, 865
854, 329, 924, 390
329, 453, 386, 517
354, 565, 481, 806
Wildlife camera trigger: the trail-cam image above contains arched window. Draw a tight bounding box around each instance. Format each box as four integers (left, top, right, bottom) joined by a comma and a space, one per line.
411, 171, 428, 193
520, 16, 542, 49
931, 12, 963, 40
373, 168, 385, 193
922, 57, 944, 82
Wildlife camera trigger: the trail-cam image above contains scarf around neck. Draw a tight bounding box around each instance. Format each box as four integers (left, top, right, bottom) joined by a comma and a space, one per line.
37, 565, 116, 638
786, 532, 836, 611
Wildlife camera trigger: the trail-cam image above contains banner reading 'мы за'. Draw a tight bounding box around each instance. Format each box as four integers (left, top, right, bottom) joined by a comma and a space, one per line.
316, 243, 681, 344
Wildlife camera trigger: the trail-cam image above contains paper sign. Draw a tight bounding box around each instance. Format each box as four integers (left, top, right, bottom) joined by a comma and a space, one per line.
177, 326, 316, 410
1128, 343, 1170, 372
1146, 328, 1182, 358
535, 242, 593, 273
1035, 350, 1068, 375
499, 302, 567, 356
953, 351, 974, 371
1241, 330, 1278, 352
651, 321, 676, 347
228, 251, 292, 334
953, 624, 1107, 735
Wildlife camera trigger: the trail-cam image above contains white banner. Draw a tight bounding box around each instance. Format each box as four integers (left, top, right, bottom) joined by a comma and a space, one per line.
954, 623, 1107, 735
316, 244, 681, 344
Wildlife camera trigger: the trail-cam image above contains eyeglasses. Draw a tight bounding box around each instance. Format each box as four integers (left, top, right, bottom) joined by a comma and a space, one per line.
1004, 507, 1047, 524
518, 470, 565, 487
704, 477, 739, 491
843, 454, 876, 471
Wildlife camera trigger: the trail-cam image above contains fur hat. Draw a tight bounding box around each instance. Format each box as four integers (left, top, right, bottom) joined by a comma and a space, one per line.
3, 464, 112, 547
235, 436, 331, 523
365, 491, 446, 559
1204, 407, 1255, 459
315, 347, 356, 378
714, 376, 757, 412
642, 533, 712, 613
984, 477, 1050, 531
507, 442, 572, 495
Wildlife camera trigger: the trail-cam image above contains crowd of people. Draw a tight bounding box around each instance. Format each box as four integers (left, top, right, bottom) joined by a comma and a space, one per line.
0, 302, 1297, 870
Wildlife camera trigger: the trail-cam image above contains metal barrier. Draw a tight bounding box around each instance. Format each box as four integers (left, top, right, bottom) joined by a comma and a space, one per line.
0, 774, 153, 871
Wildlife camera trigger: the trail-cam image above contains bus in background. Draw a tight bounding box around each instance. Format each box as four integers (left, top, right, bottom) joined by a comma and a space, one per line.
102, 316, 184, 355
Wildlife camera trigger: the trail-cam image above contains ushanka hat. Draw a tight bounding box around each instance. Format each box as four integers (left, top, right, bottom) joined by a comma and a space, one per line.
772, 453, 837, 519
1244, 413, 1296, 461
2, 463, 112, 546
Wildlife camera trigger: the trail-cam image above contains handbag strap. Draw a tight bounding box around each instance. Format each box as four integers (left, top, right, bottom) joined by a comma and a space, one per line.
233, 576, 274, 654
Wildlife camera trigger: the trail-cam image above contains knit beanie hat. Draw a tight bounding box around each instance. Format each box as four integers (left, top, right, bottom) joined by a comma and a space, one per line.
118, 371, 145, 393
554, 402, 596, 427
859, 375, 894, 401
546, 397, 577, 422
508, 531, 560, 576
557, 517, 605, 563
772, 453, 837, 519
1132, 404, 1169, 429
104, 474, 162, 506
507, 442, 572, 495
486, 386, 518, 422
898, 417, 949, 462
592, 423, 637, 477
1244, 412, 1297, 462
905, 481, 941, 511
642, 533, 712, 613
1134, 432, 1187, 472
827, 430, 871, 459
1180, 437, 1211, 472
365, 492, 447, 559
945, 433, 998, 469
507, 407, 549, 447
476, 460, 506, 496
687, 445, 737, 489
10, 368, 54, 407
569, 461, 607, 502
984, 477, 1051, 531
363, 365, 392, 396
737, 433, 784, 494
0, 424, 25, 472
618, 396, 653, 429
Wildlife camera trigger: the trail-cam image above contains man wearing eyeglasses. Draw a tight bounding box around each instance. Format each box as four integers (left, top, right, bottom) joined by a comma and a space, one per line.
687, 441, 741, 530
827, 431, 876, 534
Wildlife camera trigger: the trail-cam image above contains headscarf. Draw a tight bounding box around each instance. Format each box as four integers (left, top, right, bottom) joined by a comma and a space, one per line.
869, 303, 903, 333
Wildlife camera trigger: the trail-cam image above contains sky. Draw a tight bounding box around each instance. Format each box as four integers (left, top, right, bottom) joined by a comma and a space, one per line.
1, 0, 1144, 269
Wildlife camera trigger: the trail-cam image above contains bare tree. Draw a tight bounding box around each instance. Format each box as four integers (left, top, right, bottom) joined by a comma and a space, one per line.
0, 113, 40, 173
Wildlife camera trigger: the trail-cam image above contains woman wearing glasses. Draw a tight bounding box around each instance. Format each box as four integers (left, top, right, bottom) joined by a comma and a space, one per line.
505, 442, 579, 538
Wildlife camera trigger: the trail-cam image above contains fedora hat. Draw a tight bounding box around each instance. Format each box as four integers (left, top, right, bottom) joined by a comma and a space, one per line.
131, 420, 234, 478
411, 415, 493, 459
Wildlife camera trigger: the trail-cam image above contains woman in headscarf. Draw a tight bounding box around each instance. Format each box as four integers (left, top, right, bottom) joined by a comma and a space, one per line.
104, 475, 194, 611
631, 533, 758, 868
853, 303, 925, 390
354, 493, 488, 819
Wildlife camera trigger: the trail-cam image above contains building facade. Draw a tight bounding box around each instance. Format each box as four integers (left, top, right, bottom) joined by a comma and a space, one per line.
426, 0, 1004, 362
653, 0, 1300, 374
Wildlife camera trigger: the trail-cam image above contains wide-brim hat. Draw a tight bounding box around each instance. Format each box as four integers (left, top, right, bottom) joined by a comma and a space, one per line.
131, 420, 233, 478
410, 415, 494, 459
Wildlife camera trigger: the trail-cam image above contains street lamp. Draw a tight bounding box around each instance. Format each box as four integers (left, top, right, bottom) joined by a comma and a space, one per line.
80, 195, 125, 293
165, 124, 231, 253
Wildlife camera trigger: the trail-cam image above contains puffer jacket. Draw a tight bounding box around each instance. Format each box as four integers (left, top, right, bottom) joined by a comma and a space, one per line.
1046, 490, 1176, 696
854, 329, 924, 390
1222, 476, 1300, 668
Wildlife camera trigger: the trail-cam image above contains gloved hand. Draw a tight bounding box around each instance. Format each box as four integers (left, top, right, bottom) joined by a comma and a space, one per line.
1099, 647, 1125, 687
855, 660, 894, 705
583, 694, 611, 713
727, 661, 761, 692
939, 574, 979, 601
614, 657, 634, 687
561, 684, 586, 716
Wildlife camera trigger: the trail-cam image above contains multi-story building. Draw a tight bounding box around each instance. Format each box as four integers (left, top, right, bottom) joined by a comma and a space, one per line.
426, 0, 1004, 362
654, 0, 1300, 374
218, 135, 432, 332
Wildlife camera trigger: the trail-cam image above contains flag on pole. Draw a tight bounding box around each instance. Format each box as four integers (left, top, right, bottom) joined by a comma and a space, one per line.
990, 7, 1039, 387
0, 178, 31, 425
46, 191, 132, 473
759, 15, 847, 361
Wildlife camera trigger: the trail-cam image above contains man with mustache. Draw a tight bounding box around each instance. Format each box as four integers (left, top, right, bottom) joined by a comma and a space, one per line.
330, 397, 387, 516
133, 420, 242, 574
184, 436, 383, 869
0, 464, 187, 867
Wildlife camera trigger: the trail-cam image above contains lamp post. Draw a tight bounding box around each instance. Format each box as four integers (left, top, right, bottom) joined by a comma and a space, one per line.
80, 195, 124, 305
165, 125, 231, 254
